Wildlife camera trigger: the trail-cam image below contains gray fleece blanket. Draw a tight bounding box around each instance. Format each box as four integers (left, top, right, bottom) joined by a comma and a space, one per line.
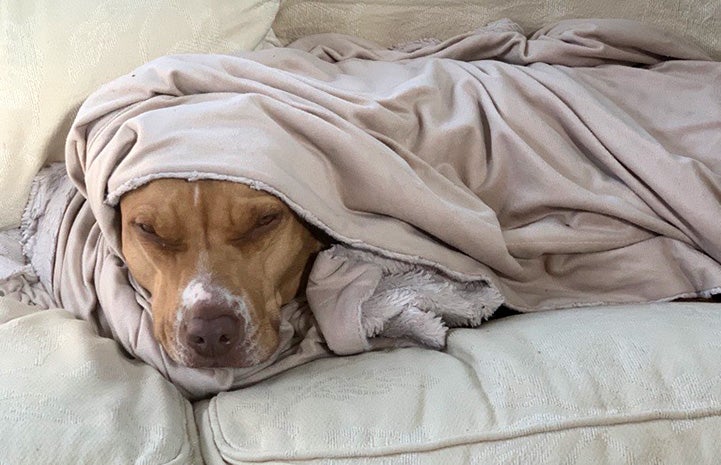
7, 19, 721, 398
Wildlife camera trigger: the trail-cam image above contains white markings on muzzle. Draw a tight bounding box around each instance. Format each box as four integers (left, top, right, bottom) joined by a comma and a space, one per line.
181, 280, 213, 307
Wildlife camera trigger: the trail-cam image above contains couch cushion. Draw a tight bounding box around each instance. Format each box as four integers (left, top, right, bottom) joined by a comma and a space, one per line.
0, 0, 280, 230
195, 302, 721, 464
0, 298, 200, 465
273, 0, 721, 60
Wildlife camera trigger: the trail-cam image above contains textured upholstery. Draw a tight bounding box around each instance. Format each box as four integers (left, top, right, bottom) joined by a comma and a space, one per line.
273, 0, 721, 60
4, 297, 720, 463
0, 299, 202, 465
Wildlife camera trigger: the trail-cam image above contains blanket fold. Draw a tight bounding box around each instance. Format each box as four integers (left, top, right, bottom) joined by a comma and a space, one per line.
308, 245, 501, 355
8, 19, 721, 397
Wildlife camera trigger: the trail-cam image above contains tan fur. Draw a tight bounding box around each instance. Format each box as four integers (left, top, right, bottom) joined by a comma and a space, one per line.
120, 179, 322, 368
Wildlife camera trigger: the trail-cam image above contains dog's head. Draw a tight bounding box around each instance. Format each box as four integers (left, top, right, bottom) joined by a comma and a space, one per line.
119, 179, 323, 368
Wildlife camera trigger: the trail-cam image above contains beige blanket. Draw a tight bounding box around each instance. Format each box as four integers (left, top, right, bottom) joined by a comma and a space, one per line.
25, 19, 721, 397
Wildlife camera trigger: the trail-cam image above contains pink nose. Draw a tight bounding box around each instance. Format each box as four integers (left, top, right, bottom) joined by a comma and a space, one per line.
185, 314, 242, 358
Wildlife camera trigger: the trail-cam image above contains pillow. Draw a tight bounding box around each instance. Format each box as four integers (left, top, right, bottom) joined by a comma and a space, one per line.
272, 0, 721, 59
0, 299, 199, 464
0, 0, 280, 230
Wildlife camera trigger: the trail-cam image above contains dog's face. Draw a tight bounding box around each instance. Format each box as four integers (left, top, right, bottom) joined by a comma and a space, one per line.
120, 179, 322, 368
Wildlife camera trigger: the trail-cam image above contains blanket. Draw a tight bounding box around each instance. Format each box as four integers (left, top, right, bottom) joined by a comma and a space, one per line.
8, 19, 721, 398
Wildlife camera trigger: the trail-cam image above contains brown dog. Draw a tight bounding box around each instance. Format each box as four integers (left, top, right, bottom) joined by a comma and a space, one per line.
120, 179, 323, 368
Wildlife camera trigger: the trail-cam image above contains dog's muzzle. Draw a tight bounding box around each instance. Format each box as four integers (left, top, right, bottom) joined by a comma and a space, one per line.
172, 280, 262, 368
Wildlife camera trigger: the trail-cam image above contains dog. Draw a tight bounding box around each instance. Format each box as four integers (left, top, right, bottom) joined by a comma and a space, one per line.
120, 179, 324, 368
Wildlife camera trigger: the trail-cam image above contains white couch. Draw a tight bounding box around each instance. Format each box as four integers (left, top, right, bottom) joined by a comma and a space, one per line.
2, 1, 720, 463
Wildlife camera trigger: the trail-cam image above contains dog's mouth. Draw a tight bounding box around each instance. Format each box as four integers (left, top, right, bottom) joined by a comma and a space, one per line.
170, 340, 276, 369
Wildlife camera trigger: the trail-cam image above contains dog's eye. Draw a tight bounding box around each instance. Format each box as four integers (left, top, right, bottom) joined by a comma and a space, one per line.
256, 212, 281, 228
135, 222, 157, 236
234, 211, 282, 244
132, 220, 184, 251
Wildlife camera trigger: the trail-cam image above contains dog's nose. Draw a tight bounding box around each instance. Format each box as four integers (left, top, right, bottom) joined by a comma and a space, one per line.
185, 314, 242, 358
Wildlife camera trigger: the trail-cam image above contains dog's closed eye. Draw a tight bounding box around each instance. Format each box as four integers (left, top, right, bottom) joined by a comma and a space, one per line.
135, 222, 157, 236
133, 220, 183, 250
234, 210, 283, 243
257, 212, 281, 228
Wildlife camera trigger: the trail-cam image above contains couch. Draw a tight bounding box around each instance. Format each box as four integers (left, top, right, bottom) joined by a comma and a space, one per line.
1, 1, 720, 463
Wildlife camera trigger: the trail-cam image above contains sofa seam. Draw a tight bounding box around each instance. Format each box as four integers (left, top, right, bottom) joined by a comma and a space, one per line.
213, 406, 721, 462
303, 411, 721, 462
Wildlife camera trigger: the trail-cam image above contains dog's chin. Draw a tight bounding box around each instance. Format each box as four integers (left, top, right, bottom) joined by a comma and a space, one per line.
164, 339, 279, 369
